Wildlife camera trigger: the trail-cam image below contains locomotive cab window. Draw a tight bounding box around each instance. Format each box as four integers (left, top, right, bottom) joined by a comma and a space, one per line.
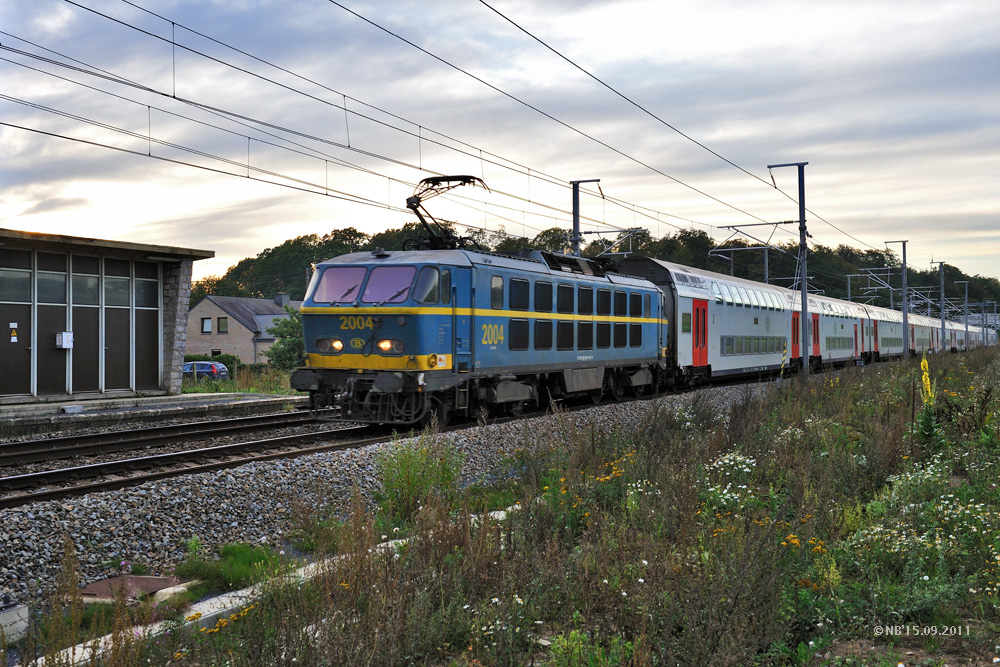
491, 276, 503, 309
510, 278, 530, 311
362, 265, 416, 304
412, 266, 440, 304
440, 270, 451, 304
311, 266, 367, 303
535, 281, 553, 312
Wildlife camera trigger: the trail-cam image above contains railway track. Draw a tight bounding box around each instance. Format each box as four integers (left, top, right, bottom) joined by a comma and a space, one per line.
0, 423, 389, 510
0, 410, 325, 467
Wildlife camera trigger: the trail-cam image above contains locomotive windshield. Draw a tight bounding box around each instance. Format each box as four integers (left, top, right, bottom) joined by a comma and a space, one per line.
361, 266, 416, 304
311, 266, 367, 303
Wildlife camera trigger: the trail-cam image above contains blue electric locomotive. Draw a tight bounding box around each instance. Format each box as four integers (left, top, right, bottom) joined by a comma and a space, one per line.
290, 176, 668, 425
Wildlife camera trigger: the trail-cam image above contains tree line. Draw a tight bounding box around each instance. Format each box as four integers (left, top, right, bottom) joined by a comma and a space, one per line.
190, 224, 1000, 317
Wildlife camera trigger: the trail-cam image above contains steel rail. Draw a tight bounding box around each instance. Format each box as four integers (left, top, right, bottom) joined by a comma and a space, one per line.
0, 410, 331, 468
0, 426, 391, 510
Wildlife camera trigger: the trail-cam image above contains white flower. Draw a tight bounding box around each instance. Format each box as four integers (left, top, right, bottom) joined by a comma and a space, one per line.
923, 575, 930, 581
603, 579, 608, 584
638, 578, 645, 584
642, 560, 648, 566
621, 590, 627, 597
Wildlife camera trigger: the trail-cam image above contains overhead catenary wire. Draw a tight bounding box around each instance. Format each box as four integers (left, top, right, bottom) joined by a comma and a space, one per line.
45, 1, 694, 234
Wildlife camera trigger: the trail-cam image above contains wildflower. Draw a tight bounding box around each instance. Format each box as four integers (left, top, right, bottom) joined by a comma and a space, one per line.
642, 560, 648, 566
621, 590, 627, 597
603, 579, 609, 584
638, 578, 645, 584
923, 575, 929, 581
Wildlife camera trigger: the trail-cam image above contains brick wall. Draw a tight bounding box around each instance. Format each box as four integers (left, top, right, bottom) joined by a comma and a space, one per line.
186, 300, 276, 364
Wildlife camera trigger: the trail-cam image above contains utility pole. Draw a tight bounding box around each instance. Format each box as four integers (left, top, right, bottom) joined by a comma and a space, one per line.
955, 280, 969, 350
931, 260, 946, 351
885, 240, 909, 356
768, 162, 810, 375
570, 179, 600, 257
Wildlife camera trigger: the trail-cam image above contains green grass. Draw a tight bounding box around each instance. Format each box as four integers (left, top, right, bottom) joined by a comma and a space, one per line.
14, 348, 1000, 666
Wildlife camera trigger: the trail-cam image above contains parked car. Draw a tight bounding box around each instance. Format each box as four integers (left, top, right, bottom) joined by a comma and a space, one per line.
183, 361, 230, 381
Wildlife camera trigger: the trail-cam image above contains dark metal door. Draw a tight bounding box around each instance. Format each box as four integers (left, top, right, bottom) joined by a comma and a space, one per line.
105, 309, 131, 389
37, 304, 67, 395
451, 268, 473, 373
0, 304, 31, 395
72, 306, 100, 392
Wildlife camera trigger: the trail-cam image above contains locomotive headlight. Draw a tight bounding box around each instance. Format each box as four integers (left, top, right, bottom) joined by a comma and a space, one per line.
377, 339, 405, 354
315, 338, 343, 353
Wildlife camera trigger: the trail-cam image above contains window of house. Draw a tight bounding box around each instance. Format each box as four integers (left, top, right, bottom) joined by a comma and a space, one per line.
218, 317, 229, 334
201, 318, 212, 334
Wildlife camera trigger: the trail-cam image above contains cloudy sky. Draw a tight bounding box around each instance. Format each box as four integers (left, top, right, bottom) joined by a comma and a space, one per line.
2, 0, 998, 283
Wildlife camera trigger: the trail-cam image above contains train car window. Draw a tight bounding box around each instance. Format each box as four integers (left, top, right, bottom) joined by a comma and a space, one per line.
578, 286, 594, 315
578, 322, 594, 349
556, 321, 574, 350
630, 292, 642, 317
535, 281, 553, 312
597, 289, 611, 316
509, 319, 529, 351
712, 282, 723, 303
614, 322, 627, 348
312, 266, 367, 303
644, 293, 651, 317
747, 290, 760, 308
737, 287, 751, 307
720, 284, 735, 305
510, 278, 530, 311
440, 270, 451, 304
734, 337, 743, 354
630, 323, 642, 347
557, 284, 575, 313
743, 336, 751, 353
728, 286, 742, 306
362, 265, 416, 304
534, 320, 553, 349
413, 267, 440, 304
755, 290, 768, 309
491, 275, 503, 309
614, 291, 627, 317
681, 312, 692, 333
722, 336, 732, 355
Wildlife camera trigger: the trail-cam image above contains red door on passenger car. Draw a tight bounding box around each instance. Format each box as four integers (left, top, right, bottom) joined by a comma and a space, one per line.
692, 299, 708, 366
811, 313, 820, 357
791, 312, 800, 360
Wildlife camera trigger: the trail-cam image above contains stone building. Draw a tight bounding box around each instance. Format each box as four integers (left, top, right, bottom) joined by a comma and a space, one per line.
0, 228, 213, 402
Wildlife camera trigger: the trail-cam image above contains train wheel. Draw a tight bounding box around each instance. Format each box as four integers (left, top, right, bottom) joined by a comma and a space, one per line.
610, 377, 625, 402
588, 388, 602, 404
508, 401, 524, 417
425, 397, 452, 428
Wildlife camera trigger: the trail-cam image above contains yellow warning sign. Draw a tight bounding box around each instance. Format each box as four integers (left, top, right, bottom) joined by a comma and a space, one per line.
10, 329, 17, 342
